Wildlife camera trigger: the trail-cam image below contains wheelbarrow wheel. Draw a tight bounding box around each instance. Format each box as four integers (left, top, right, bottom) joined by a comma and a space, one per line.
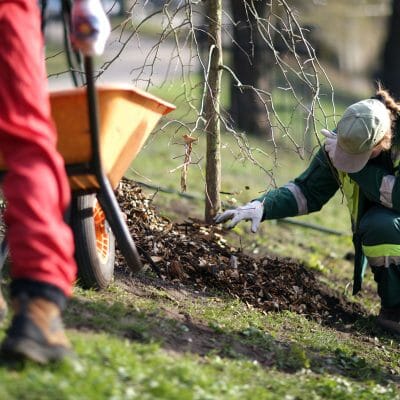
71, 194, 115, 290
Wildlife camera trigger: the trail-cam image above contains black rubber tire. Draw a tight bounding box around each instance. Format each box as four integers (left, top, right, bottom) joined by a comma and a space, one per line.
71, 194, 115, 290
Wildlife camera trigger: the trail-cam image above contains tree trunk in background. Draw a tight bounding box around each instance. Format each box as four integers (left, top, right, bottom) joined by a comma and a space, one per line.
230, 0, 273, 137
204, 0, 222, 223
380, 0, 400, 99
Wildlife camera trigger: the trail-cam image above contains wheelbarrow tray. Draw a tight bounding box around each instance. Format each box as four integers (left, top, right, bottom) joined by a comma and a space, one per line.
0, 85, 174, 190
53, 85, 175, 190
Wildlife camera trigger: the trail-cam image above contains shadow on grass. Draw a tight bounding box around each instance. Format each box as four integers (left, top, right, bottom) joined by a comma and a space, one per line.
65, 276, 400, 388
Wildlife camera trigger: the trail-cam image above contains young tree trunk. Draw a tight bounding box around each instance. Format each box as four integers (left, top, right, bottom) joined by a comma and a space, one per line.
204, 0, 222, 223
230, 0, 273, 137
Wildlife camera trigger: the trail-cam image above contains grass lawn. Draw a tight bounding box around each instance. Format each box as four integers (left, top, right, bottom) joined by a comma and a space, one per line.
0, 276, 399, 399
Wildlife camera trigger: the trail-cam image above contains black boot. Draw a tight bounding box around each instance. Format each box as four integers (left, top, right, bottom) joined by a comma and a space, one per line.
376, 307, 400, 335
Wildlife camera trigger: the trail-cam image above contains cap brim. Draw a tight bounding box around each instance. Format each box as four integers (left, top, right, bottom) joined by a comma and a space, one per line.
331, 142, 372, 173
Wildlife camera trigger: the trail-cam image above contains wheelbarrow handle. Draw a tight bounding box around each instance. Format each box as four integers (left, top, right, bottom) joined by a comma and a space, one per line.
83, 57, 102, 172
83, 57, 143, 273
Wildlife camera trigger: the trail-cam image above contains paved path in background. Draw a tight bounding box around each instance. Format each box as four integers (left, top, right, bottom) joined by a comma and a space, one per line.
45, 20, 194, 90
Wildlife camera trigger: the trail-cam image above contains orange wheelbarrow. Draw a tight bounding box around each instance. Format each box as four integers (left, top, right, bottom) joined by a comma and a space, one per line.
0, 57, 175, 290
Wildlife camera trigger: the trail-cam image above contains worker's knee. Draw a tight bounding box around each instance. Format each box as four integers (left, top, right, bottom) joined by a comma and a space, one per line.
359, 206, 400, 246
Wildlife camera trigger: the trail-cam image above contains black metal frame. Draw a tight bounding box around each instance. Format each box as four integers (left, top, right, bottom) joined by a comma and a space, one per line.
83, 57, 142, 272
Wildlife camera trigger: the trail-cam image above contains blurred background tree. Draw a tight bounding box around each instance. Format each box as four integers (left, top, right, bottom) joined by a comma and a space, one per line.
377, 0, 400, 98
229, 0, 274, 137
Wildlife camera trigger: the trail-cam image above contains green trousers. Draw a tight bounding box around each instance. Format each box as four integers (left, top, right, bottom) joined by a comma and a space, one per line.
359, 205, 400, 308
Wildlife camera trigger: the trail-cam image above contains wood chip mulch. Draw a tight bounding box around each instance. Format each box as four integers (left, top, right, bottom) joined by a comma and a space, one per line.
116, 178, 366, 324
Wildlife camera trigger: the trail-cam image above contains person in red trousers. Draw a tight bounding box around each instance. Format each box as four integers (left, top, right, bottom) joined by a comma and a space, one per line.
0, 0, 110, 363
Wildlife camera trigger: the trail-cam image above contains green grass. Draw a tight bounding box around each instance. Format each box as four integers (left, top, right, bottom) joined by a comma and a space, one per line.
2, 336, 397, 400
2, 280, 399, 399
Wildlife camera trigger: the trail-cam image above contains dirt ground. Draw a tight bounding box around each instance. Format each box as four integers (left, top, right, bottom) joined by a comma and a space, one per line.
116, 178, 367, 327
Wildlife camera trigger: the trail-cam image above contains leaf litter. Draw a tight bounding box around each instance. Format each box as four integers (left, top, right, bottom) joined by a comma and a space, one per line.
116, 178, 366, 325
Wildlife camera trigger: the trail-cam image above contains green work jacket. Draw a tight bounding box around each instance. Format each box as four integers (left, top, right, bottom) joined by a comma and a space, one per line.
256, 145, 400, 294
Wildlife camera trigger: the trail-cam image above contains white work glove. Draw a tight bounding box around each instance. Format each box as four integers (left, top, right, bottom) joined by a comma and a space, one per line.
320, 129, 337, 162
71, 0, 111, 56
214, 200, 264, 233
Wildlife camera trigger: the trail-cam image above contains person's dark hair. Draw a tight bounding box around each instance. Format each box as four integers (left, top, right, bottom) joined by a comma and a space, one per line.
375, 84, 400, 117
372, 84, 400, 150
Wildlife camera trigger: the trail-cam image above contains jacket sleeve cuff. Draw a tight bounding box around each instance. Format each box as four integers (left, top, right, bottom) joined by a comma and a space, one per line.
255, 186, 299, 220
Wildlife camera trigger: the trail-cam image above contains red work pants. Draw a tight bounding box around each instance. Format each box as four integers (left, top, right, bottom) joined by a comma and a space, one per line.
0, 0, 77, 296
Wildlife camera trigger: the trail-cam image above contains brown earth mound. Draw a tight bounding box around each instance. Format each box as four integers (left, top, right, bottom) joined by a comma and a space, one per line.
116, 178, 366, 325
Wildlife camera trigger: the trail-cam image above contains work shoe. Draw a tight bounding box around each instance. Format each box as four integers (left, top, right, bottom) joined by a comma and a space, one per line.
1, 295, 72, 363
376, 307, 400, 335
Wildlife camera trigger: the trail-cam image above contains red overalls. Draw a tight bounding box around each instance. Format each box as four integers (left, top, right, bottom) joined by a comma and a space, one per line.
0, 0, 77, 296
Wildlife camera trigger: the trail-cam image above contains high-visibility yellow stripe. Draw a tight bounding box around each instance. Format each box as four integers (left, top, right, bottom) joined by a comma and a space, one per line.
338, 171, 359, 224
362, 243, 400, 257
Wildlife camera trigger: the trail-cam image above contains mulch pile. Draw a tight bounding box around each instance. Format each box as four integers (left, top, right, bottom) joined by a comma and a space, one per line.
116, 178, 366, 324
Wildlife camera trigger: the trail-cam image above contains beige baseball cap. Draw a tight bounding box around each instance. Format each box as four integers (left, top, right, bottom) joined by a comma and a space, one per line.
330, 99, 391, 173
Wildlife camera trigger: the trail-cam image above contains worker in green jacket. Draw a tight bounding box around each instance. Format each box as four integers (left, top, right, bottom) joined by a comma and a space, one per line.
215, 87, 400, 335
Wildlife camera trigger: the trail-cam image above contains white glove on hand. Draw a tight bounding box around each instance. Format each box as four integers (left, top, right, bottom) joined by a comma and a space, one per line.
320, 129, 337, 162
71, 0, 111, 56
214, 200, 263, 233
